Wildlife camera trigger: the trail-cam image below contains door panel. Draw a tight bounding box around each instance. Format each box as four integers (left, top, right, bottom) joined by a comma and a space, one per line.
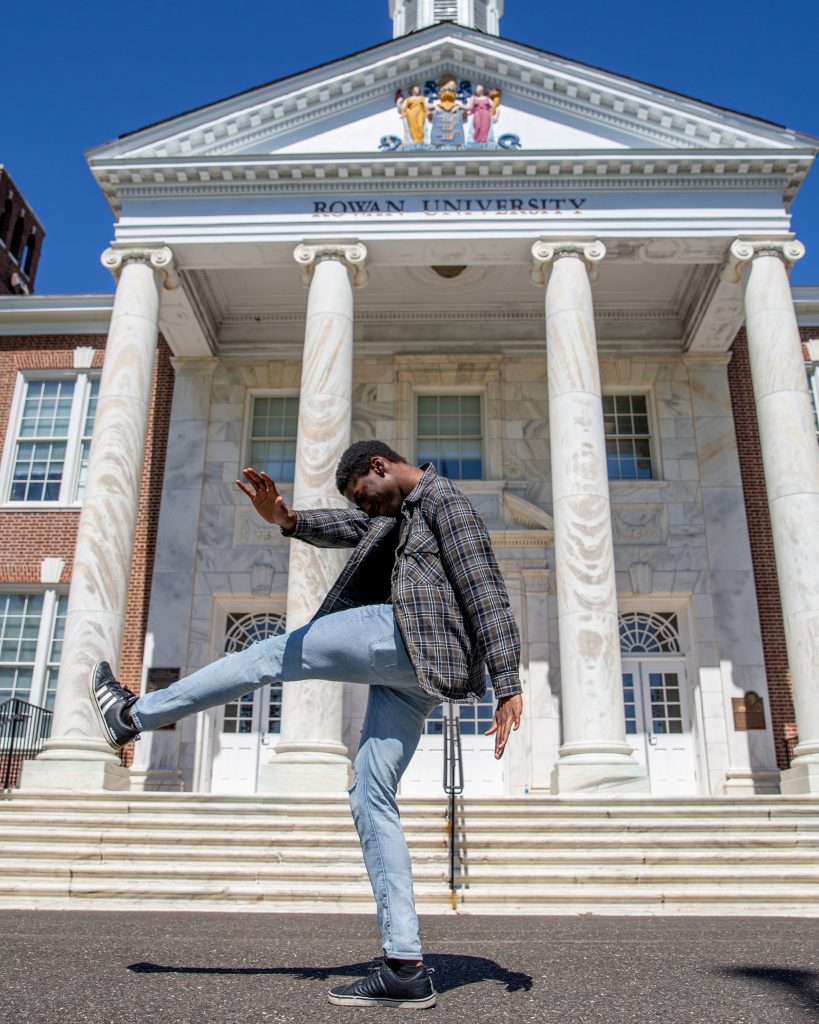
622, 661, 697, 796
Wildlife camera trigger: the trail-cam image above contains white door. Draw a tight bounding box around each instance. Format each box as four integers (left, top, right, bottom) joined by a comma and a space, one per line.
400, 690, 504, 796
210, 690, 266, 794
622, 660, 697, 796
209, 611, 285, 795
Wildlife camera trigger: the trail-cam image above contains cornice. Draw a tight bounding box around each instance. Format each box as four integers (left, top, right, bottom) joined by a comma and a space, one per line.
0, 294, 114, 336
90, 149, 812, 214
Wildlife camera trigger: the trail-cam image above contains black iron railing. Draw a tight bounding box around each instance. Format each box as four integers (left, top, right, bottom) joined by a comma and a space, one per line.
782, 735, 799, 769
442, 703, 464, 892
0, 698, 53, 790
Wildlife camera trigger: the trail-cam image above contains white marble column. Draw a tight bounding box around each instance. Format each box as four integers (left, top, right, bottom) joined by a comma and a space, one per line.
729, 239, 819, 794
532, 240, 648, 795
259, 242, 366, 795
21, 245, 176, 792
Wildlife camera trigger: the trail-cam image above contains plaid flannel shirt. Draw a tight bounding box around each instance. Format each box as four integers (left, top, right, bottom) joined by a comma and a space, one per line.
284, 464, 522, 702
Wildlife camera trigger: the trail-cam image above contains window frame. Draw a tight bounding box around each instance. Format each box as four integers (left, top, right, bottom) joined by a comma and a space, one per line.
0, 370, 100, 509
601, 385, 661, 483
412, 386, 486, 481
0, 587, 67, 710
241, 388, 300, 485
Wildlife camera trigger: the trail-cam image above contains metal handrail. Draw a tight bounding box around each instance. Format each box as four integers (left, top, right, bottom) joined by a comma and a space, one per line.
442, 703, 464, 892
783, 735, 799, 769
0, 698, 53, 790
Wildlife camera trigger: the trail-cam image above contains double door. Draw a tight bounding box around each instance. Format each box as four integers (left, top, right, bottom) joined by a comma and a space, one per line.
400, 690, 504, 796
622, 660, 697, 795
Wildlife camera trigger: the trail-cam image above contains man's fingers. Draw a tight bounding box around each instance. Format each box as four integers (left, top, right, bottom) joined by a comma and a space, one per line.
242, 467, 268, 490
235, 480, 254, 499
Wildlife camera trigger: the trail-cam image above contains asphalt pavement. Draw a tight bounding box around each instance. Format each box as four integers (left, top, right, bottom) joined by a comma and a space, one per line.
0, 910, 817, 1023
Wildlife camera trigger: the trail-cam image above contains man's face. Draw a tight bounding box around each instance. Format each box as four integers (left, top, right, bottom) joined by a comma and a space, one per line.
344, 459, 403, 518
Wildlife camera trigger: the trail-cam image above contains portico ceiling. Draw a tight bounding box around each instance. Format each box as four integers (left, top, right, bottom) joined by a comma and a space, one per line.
185, 253, 702, 356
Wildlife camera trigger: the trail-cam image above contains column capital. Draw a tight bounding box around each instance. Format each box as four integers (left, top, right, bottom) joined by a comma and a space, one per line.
101, 244, 179, 289
293, 242, 368, 288
724, 238, 805, 283
530, 239, 606, 285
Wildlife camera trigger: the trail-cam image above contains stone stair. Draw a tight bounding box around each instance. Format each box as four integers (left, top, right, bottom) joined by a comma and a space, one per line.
1, 791, 817, 914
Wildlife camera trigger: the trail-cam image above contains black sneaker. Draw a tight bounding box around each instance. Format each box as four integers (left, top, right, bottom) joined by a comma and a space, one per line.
89, 661, 139, 750
328, 959, 436, 1009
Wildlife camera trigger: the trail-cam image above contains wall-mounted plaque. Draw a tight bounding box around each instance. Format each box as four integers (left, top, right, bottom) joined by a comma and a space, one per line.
732, 691, 766, 731
146, 668, 180, 730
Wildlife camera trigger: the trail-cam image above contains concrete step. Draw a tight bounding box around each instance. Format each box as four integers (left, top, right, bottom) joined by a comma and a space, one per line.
3, 839, 817, 866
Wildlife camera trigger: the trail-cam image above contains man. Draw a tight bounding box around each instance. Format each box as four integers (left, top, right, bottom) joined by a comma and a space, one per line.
90, 440, 523, 1010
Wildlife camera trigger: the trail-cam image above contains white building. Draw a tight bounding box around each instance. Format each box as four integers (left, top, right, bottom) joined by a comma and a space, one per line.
12, 0, 819, 804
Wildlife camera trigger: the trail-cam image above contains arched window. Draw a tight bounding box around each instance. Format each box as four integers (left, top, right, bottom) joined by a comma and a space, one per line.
10, 214, 25, 260
23, 232, 37, 276
0, 199, 13, 245
619, 612, 681, 654
222, 611, 287, 733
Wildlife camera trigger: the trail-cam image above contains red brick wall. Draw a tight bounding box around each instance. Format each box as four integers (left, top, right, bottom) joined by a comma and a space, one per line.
0, 333, 174, 704
727, 327, 817, 769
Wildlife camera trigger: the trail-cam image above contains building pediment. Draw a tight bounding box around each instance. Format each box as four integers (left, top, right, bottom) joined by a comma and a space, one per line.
87, 25, 816, 168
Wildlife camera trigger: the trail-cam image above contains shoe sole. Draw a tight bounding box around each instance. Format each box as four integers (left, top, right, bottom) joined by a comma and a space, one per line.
88, 660, 124, 751
327, 993, 436, 1009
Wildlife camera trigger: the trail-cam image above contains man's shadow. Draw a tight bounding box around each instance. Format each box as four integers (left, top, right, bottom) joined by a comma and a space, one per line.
129, 954, 533, 995
719, 966, 818, 1012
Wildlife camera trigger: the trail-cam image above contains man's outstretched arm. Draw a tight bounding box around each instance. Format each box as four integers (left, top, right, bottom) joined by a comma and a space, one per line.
236, 467, 369, 548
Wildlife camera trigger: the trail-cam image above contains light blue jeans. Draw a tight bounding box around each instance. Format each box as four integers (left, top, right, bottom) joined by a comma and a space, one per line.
130, 604, 439, 960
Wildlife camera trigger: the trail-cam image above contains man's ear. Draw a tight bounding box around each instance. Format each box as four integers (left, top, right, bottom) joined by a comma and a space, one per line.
371, 456, 386, 476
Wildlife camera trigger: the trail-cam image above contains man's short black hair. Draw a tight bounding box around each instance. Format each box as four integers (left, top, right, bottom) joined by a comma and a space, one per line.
336, 440, 408, 495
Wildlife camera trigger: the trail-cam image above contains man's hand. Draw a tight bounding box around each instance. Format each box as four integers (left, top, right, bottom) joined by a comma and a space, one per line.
485, 693, 523, 760
235, 468, 297, 530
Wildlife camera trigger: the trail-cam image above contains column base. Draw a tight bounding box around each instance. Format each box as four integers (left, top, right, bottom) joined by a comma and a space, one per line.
19, 757, 130, 792
723, 769, 781, 795
259, 741, 352, 796
779, 761, 819, 795
550, 741, 649, 796
129, 767, 185, 792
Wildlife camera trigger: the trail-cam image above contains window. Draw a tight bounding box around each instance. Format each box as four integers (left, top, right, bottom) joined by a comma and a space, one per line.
619, 612, 681, 655
807, 362, 819, 441
424, 689, 495, 735
247, 395, 299, 483
404, 0, 419, 31
222, 611, 286, 734
0, 591, 67, 711
416, 394, 482, 479
10, 215, 24, 261
433, 0, 458, 20
4, 374, 99, 504
603, 393, 653, 480
0, 199, 12, 246
474, 0, 489, 31
22, 233, 37, 277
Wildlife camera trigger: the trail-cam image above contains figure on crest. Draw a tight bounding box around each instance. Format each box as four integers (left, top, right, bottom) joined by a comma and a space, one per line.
468, 84, 501, 144
400, 84, 430, 145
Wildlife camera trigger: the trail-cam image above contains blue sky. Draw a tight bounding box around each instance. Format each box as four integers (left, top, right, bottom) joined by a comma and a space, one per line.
6, 0, 819, 294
